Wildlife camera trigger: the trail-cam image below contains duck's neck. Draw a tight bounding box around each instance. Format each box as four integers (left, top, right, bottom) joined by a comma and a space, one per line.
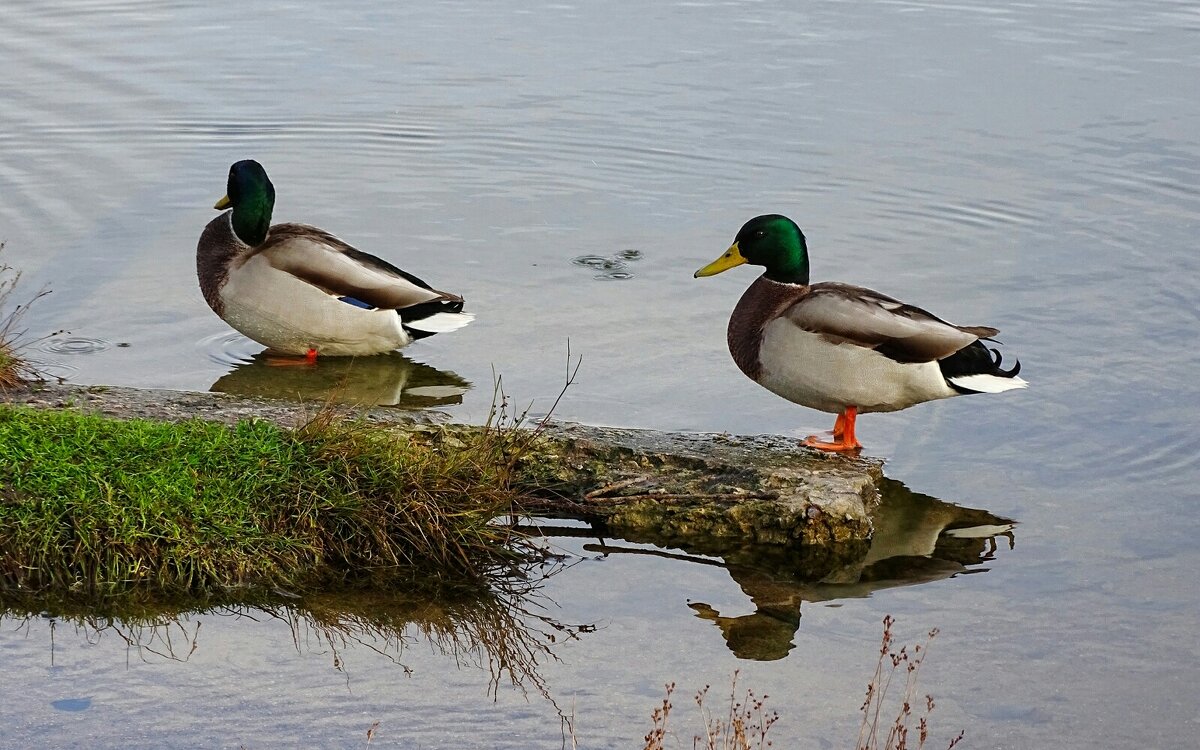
764, 263, 809, 285
230, 194, 272, 246
762, 240, 809, 284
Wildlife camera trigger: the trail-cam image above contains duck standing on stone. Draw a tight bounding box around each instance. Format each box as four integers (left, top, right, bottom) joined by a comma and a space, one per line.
695, 214, 1026, 452
197, 160, 473, 362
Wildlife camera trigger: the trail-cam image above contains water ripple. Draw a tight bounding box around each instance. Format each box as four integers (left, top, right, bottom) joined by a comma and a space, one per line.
38, 336, 111, 355
864, 187, 1046, 233
196, 331, 262, 368
1107, 431, 1200, 486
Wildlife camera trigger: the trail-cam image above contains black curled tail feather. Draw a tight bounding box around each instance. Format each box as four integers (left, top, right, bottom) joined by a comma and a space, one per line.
939, 341, 1023, 394
988, 347, 1021, 378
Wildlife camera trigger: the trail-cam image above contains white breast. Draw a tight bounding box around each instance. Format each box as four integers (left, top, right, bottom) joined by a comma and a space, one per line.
755, 318, 958, 414
220, 255, 412, 356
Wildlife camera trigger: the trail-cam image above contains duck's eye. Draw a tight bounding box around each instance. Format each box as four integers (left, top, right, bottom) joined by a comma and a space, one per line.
753, 230, 766, 238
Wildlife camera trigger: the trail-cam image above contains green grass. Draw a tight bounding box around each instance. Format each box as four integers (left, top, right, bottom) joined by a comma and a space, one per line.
0, 405, 532, 594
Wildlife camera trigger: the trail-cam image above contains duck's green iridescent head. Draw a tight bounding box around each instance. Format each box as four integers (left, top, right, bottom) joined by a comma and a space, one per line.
694, 214, 810, 285
214, 159, 275, 246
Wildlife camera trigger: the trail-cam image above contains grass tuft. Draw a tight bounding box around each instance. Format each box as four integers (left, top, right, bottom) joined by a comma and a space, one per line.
0, 403, 542, 594
0, 242, 51, 389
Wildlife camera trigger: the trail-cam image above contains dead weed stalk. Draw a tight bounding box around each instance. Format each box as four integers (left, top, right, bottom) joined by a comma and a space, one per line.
857, 615, 963, 750
0, 242, 50, 388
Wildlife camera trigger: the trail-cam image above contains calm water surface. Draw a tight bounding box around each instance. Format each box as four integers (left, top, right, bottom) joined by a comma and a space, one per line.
2, 0, 1198, 747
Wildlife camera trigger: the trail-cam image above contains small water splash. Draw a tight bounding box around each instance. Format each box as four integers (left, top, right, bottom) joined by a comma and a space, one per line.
571, 249, 644, 280
571, 254, 623, 270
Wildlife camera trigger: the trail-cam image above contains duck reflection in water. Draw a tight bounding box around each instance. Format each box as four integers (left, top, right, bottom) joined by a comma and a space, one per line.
210, 351, 470, 408
575, 478, 1015, 661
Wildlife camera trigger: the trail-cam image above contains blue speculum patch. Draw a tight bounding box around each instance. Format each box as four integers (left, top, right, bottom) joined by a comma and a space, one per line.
338, 296, 374, 310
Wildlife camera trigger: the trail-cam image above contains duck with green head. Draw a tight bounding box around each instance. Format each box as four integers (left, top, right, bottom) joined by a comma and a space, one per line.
197, 160, 473, 360
695, 214, 1026, 452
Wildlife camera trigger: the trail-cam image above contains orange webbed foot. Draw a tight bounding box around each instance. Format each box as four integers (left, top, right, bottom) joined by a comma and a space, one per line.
802, 435, 863, 453
803, 407, 862, 453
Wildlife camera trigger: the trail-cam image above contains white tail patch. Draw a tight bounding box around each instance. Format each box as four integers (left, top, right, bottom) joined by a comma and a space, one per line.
404, 311, 475, 333
947, 373, 1029, 393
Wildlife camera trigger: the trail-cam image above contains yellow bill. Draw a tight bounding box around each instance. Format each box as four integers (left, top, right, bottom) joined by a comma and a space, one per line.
694, 242, 747, 278
213, 195, 232, 210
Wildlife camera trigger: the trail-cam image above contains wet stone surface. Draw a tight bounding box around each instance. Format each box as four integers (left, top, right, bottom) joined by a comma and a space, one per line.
523, 422, 882, 549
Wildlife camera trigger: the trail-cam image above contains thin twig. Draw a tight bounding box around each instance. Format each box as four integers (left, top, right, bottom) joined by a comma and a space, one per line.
584, 475, 648, 499
583, 491, 778, 505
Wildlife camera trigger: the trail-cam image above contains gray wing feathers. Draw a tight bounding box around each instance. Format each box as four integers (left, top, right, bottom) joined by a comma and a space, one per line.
784, 283, 998, 363
258, 224, 446, 310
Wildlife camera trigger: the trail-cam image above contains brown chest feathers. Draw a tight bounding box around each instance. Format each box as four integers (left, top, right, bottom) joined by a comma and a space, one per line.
726, 276, 805, 381
196, 212, 246, 317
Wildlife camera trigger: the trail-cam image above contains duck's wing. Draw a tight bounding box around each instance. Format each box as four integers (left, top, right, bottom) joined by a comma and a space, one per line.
255, 223, 460, 310
783, 282, 998, 364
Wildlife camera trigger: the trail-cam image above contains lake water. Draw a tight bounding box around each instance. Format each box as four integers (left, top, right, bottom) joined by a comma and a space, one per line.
2, 0, 1199, 747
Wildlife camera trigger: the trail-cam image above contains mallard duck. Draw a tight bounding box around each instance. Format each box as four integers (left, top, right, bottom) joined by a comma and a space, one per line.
695, 214, 1026, 452
196, 160, 473, 359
